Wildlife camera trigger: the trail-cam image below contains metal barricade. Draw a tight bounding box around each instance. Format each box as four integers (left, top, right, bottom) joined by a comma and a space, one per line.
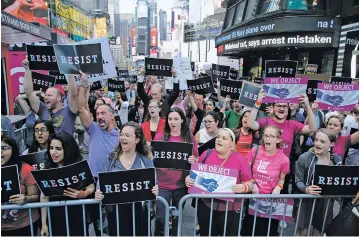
176, 193, 355, 237
14, 126, 27, 154
1, 197, 170, 237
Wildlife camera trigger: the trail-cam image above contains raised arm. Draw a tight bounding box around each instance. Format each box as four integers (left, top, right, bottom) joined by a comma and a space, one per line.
15, 94, 31, 115
248, 90, 264, 131
167, 68, 180, 107
137, 68, 150, 105
77, 72, 92, 130
22, 57, 40, 113
299, 95, 317, 135
67, 74, 78, 114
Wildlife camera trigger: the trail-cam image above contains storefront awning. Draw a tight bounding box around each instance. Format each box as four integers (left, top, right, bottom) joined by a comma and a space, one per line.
1, 11, 51, 44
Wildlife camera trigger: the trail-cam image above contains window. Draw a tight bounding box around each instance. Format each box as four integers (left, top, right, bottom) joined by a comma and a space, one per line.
233, 1, 246, 25
287, 0, 323, 10
223, 5, 236, 29
259, 0, 282, 14
245, 0, 259, 20
354, 0, 359, 6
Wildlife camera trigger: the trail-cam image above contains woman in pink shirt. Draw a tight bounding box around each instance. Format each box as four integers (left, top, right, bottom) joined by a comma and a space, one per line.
241, 125, 290, 236
186, 128, 253, 236
153, 107, 198, 236
325, 114, 359, 161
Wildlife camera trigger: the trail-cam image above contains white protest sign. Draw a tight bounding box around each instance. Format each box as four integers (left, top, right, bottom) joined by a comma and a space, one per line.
165, 77, 174, 90
67, 37, 117, 83
173, 57, 192, 90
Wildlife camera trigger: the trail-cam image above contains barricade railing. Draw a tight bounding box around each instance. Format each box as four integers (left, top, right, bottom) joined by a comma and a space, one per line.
1, 196, 170, 237
14, 125, 27, 153
176, 193, 355, 237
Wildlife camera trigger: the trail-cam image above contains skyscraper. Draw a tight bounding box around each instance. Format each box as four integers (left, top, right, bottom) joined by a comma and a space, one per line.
120, 20, 130, 57
159, 9, 167, 41
149, 0, 158, 27
108, 0, 120, 36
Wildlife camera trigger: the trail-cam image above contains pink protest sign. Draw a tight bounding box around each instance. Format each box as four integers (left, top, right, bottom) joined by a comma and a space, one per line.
188, 163, 238, 202
316, 83, 359, 111
248, 198, 294, 222
262, 77, 308, 103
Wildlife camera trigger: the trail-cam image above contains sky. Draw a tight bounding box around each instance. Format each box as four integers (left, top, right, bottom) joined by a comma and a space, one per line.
119, 0, 174, 14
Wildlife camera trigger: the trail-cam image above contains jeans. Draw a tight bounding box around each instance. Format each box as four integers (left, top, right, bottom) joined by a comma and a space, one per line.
155, 187, 187, 236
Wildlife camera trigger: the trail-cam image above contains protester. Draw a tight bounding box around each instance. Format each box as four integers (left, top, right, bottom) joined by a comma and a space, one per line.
342, 105, 359, 165
235, 110, 256, 156
153, 107, 198, 236
114, 92, 130, 124
141, 99, 166, 142
1, 114, 14, 137
22, 120, 55, 155
1, 136, 40, 236
40, 132, 95, 236
124, 80, 136, 102
325, 114, 359, 161
186, 128, 253, 236
137, 67, 179, 117
128, 96, 145, 124
295, 128, 342, 236
22, 58, 78, 134
248, 91, 317, 194
95, 122, 159, 236
221, 96, 242, 129
89, 98, 106, 121
171, 91, 186, 113
61, 84, 69, 106
195, 111, 221, 146
289, 103, 306, 123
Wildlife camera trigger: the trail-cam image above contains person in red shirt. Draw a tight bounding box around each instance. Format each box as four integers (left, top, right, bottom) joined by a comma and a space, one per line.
235, 110, 255, 156
1, 136, 40, 236
141, 99, 166, 142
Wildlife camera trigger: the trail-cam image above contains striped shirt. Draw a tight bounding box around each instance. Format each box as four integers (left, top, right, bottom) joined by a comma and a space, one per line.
236, 131, 253, 157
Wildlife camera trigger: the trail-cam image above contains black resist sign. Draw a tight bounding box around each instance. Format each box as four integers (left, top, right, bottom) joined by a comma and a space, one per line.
27, 45, 59, 71
306, 80, 322, 101
98, 168, 156, 205
151, 141, 193, 170
53, 43, 103, 74
191, 62, 195, 71
90, 81, 102, 91
229, 69, 238, 80
145, 58, 173, 77
220, 79, 242, 99
187, 76, 215, 95
32, 72, 56, 91
30, 160, 94, 197
20, 151, 46, 171
330, 76, 353, 84
265, 60, 298, 77
49, 71, 67, 85
314, 165, 359, 195
1, 165, 20, 203
239, 82, 261, 108
117, 69, 129, 78
108, 79, 125, 92
212, 63, 230, 80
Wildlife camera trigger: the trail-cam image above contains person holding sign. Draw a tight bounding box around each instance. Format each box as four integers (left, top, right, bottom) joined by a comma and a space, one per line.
141, 99, 166, 142
325, 114, 359, 161
40, 132, 95, 237
295, 128, 342, 236
241, 126, 290, 236
153, 107, 199, 236
22, 57, 78, 135
95, 122, 158, 236
1, 136, 40, 236
137, 67, 180, 118
247, 91, 317, 194
22, 120, 55, 155
185, 128, 253, 236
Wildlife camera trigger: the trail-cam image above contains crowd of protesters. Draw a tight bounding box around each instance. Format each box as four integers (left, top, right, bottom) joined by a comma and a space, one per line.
1, 56, 359, 237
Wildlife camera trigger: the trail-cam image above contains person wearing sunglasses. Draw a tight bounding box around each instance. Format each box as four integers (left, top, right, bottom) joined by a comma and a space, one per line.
1, 136, 40, 236
247, 91, 317, 194
22, 120, 55, 155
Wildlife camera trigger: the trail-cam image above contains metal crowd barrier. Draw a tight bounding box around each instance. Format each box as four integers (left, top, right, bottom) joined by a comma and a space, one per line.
176, 193, 355, 237
1, 196, 170, 237
14, 126, 27, 154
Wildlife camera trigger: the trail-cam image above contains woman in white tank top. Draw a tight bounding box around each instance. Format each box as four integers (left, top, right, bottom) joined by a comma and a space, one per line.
195, 111, 221, 146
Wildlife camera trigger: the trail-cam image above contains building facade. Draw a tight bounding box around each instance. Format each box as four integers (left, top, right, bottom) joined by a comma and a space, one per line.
216, 0, 359, 78
159, 9, 168, 41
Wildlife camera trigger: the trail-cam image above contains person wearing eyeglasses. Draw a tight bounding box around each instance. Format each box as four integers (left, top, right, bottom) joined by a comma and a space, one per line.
241, 125, 290, 236
195, 111, 221, 146
22, 120, 55, 155
247, 91, 317, 194
1, 136, 40, 236
141, 99, 166, 142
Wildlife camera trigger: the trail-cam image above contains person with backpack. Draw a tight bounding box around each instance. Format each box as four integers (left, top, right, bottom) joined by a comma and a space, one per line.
241, 125, 290, 236
186, 128, 253, 236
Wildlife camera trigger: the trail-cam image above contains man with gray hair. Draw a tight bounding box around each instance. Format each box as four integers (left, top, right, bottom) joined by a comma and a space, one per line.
137, 67, 179, 117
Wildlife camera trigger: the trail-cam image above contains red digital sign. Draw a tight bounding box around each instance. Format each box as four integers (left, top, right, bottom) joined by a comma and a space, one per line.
150, 27, 158, 47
